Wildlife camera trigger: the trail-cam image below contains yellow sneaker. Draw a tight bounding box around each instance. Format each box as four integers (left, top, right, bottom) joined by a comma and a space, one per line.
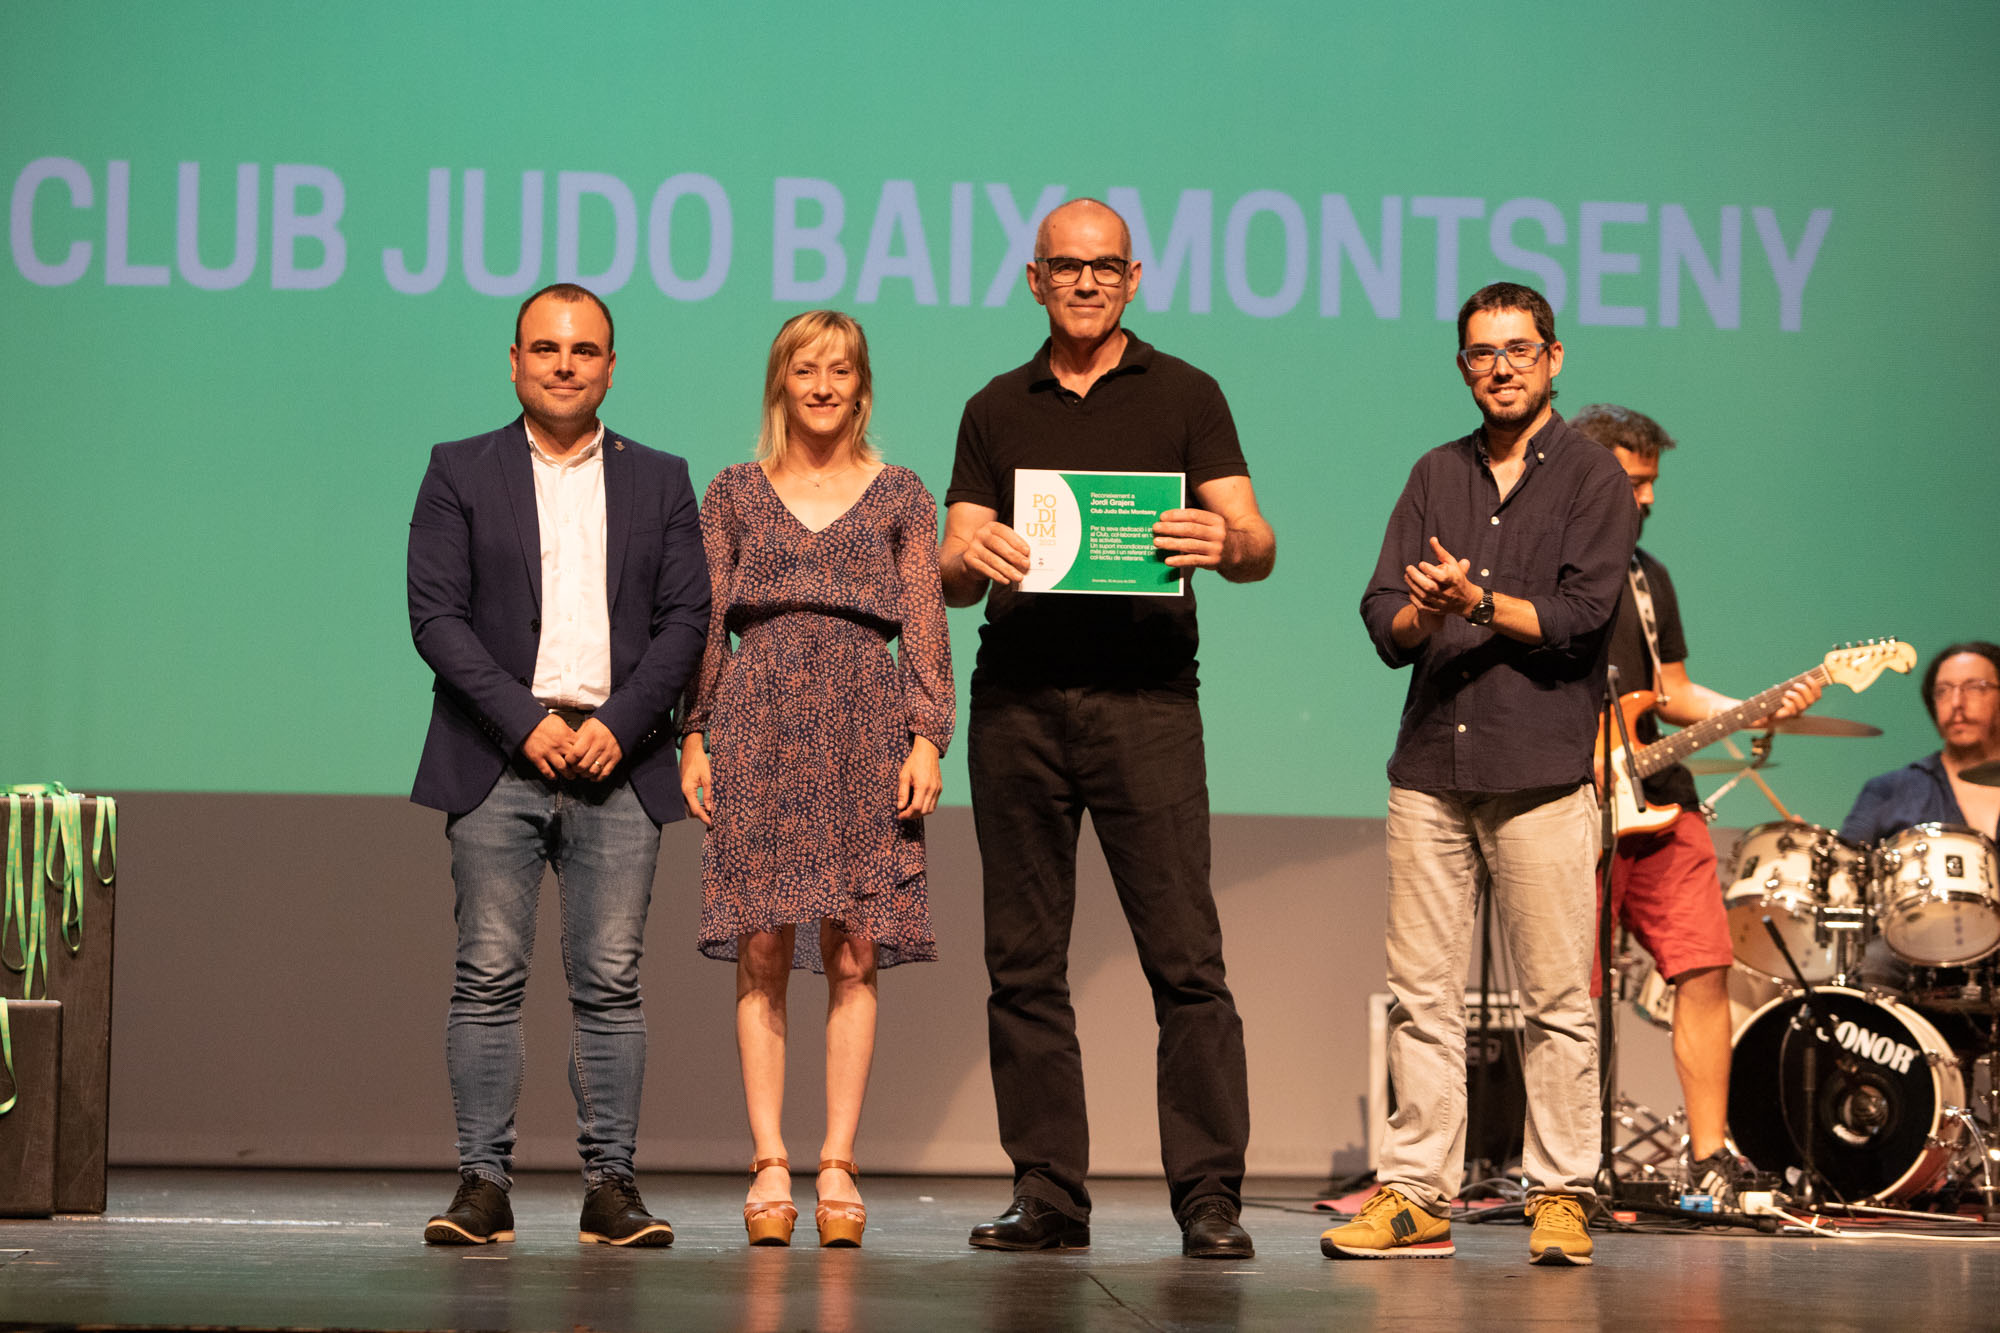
1319, 1187, 1454, 1259
1526, 1194, 1593, 1266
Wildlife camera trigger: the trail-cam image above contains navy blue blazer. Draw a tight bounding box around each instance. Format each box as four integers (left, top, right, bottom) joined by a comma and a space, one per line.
407, 417, 710, 823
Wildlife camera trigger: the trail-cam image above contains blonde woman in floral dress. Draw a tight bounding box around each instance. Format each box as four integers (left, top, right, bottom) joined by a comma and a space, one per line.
679, 310, 954, 1248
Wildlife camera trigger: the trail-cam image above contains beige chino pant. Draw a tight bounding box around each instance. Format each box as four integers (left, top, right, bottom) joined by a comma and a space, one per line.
1375, 782, 1603, 1216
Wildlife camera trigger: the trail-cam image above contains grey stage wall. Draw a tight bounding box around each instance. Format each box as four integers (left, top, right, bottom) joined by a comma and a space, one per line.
105, 794, 1681, 1177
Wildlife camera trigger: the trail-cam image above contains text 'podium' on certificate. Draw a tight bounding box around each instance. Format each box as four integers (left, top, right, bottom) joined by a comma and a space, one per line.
1012, 469, 1185, 596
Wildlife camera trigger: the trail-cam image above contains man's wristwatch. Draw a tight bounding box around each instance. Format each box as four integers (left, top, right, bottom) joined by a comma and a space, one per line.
1467, 589, 1496, 626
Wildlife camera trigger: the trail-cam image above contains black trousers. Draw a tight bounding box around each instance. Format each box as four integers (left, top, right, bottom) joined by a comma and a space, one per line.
968, 683, 1250, 1221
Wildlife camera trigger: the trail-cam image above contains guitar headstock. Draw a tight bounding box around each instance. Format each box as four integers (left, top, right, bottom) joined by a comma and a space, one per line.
1823, 638, 1917, 692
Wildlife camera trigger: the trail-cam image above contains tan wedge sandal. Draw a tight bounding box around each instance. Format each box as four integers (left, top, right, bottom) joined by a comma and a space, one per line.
743, 1157, 797, 1246
815, 1158, 866, 1247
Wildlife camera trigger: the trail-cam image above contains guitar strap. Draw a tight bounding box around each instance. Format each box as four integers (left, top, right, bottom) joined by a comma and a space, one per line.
1627, 554, 1670, 706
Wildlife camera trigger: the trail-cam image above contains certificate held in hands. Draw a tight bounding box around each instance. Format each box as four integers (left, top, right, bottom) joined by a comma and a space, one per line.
1013, 469, 1185, 596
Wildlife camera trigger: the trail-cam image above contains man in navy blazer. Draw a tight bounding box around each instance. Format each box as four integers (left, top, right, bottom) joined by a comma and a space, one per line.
407, 283, 708, 1247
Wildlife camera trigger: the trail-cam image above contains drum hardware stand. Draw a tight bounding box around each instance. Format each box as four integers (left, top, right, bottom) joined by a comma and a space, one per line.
1811, 829, 1873, 984
1739, 750, 1796, 823
1763, 914, 1834, 1209
1939, 1105, 2000, 1220
1696, 733, 1776, 822
1605, 943, 1689, 1184
1608, 1096, 1688, 1183
1956, 1016, 2000, 1220
1817, 911, 1871, 989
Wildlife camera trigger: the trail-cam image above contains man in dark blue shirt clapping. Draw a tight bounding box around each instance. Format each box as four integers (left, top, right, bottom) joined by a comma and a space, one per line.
1337, 283, 1636, 1267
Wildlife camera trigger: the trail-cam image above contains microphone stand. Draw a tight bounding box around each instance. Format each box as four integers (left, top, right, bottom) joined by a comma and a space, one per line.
1595, 666, 1622, 1199
1762, 913, 1830, 1210
1467, 883, 1497, 1192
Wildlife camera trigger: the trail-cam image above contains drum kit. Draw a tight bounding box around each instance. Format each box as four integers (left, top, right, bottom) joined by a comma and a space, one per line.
1615, 727, 2000, 1212
1706, 752, 2000, 1209
1720, 818, 2000, 1205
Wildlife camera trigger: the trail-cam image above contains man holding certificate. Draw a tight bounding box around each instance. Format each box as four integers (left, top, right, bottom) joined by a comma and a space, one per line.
940, 198, 1276, 1259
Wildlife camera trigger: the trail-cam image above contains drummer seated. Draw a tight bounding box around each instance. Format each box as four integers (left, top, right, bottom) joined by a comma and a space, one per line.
1843, 641, 2000, 844
1841, 641, 2000, 992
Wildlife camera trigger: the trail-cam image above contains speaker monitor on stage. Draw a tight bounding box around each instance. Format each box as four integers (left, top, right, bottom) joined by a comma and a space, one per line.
1366, 991, 1527, 1174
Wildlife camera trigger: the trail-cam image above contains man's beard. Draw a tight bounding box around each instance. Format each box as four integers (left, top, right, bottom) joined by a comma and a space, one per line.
1480, 380, 1550, 430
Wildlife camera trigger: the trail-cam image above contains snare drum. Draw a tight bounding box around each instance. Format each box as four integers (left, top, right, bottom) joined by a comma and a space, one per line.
1728, 987, 1964, 1202
1724, 822, 1872, 983
1872, 824, 2000, 967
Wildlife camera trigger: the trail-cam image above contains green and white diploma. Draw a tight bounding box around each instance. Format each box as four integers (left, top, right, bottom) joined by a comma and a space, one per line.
1012, 469, 1185, 595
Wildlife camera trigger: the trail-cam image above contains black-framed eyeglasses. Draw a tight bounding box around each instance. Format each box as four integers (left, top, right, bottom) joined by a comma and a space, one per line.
1458, 341, 1548, 374
1038, 255, 1131, 287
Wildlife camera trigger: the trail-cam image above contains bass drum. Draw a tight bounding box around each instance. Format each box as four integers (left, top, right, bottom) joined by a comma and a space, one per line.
1728, 987, 1964, 1202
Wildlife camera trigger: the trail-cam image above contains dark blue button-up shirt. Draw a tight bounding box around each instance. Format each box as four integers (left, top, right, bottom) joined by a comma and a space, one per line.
1360, 412, 1638, 794
1841, 752, 1999, 844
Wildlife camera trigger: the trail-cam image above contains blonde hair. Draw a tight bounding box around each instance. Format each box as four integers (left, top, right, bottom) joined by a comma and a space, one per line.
756, 310, 879, 466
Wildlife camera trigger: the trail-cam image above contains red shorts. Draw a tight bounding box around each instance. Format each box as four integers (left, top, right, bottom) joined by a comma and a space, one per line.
1592, 807, 1735, 996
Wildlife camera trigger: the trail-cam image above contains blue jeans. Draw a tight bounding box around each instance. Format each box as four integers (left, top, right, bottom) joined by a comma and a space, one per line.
445, 764, 662, 1188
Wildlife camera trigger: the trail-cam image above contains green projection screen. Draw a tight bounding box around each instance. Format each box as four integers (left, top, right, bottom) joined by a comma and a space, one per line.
5, 3, 1997, 824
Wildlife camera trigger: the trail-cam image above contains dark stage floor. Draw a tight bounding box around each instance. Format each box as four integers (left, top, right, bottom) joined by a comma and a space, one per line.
2, 1170, 1998, 1331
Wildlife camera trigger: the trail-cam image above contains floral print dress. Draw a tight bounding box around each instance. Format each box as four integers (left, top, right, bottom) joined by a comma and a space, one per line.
681, 462, 954, 971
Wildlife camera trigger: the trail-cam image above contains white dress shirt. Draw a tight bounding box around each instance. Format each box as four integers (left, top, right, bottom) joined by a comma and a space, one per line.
525, 421, 612, 709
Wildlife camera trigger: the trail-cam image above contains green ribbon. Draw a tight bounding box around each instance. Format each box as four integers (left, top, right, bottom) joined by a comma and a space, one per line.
1, 785, 112, 971
45, 792, 85, 952
93, 796, 118, 886
0, 785, 112, 1120
0, 998, 14, 1116
2, 794, 48, 1000
0, 782, 109, 1121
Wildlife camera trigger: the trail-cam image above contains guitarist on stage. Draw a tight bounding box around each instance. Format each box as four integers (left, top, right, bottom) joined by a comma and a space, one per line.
1570, 404, 1822, 1204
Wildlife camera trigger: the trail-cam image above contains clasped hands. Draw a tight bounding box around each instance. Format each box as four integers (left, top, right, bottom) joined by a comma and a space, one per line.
1404, 537, 1482, 625
521, 714, 623, 781
960, 507, 1228, 585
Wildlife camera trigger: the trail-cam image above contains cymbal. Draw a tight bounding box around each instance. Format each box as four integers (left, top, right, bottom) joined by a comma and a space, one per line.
1767, 715, 1882, 738
1686, 757, 1781, 775
1963, 759, 2000, 788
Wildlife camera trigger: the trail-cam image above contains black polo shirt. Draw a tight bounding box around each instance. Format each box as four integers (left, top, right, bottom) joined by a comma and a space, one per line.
946, 330, 1248, 694
1360, 412, 1638, 794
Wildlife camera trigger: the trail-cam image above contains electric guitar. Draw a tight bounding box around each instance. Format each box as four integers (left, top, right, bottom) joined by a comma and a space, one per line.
1598, 639, 1916, 841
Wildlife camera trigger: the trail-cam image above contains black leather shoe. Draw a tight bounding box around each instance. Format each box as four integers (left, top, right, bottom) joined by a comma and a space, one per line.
968, 1196, 1090, 1250
1181, 1197, 1254, 1259
578, 1177, 675, 1247
424, 1174, 515, 1245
